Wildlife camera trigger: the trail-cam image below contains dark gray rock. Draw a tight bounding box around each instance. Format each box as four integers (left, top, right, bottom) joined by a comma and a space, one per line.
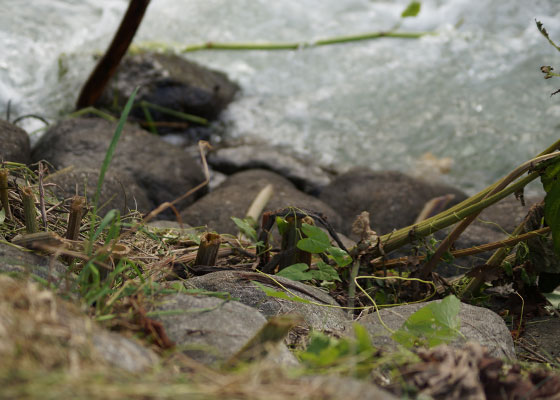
152, 293, 298, 366
0, 119, 30, 164
208, 144, 333, 194
0, 242, 71, 286
92, 329, 159, 372
45, 167, 153, 215
180, 169, 342, 235
96, 52, 239, 143
349, 299, 515, 360
31, 117, 206, 212
319, 168, 468, 237
476, 194, 542, 234
184, 270, 350, 332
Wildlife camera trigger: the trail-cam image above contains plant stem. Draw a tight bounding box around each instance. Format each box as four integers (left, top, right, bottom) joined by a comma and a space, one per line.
180, 31, 428, 53
194, 233, 221, 267
21, 187, 37, 234
0, 169, 12, 220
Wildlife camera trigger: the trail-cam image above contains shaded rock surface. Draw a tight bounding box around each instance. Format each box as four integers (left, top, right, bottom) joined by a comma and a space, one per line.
0, 119, 30, 164
476, 194, 542, 234
184, 270, 350, 332
208, 144, 333, 194
300, 375, 398, 400
320, 169, 468, 237
152, 293, 298, 366
0, 275, 158, 373
180, 169, 342, 235
516, 316, 560, 361
31, 117, 206, 212
0, 242, 71, 285
45, 166, 153, 215
349, 300, 515, 360
96, 52, 239, 144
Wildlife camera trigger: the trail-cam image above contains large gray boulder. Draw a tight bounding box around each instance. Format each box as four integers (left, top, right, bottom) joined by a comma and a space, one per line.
319, 169, 468, 237
0, 119, 30, 164
96, 52, 239, 144
0, 242, 70, 286
348, 299, 515, 360
184, 270, 350, 332
151, 293, 298, 366
208, 144, 333, 195
45, 166, 153, 215
31, 117, 206, 212
180, 169, 342, 235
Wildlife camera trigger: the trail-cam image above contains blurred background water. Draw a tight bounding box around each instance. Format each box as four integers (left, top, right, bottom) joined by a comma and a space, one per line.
1, 0, 560, 193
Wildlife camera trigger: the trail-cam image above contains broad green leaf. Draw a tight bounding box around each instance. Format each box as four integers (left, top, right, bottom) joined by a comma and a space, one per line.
353, 323, 373, 353
543, 291, 560, 309
0, 208, 5, 225
297, 223, 330, 253
401, 1, 421, 18
276, 263, 313, 281
310, 261, 341, 282
544, 183, 560, 255
276, 216, 288, 235
327, 246, 352, 267
541, 157, 560, 192
252, 281, 312, 304
392, 295, 461, 349
232, 217, 258, 242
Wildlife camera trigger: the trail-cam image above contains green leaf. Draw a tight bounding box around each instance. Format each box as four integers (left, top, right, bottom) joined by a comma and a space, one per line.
232, 217, 258, 242
541, 157, 560, 193
276, 263, 313, 281
297, 223, 330, 253
276, 216, 288, 235
310, 261, 341, 282
543, 291, 560, 309
0, 208, 5, 225
401, 1, 421, 18
392, 295, 461, 349
252, 281, 312, 304
327, 246, 352, 267
353, 323, 374, 353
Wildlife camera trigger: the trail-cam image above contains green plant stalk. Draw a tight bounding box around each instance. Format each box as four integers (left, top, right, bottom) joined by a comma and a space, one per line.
0, 169, 12, 220
21, 187, 37, 234
138, 101, 208, 125
140, 102, 158, 135
420, 152, 559, 278
181, 31, 428, 53
376, 172, 538, 257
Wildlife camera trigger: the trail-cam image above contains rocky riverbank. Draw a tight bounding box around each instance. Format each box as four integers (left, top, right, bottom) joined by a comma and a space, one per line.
1, 52, 558, 399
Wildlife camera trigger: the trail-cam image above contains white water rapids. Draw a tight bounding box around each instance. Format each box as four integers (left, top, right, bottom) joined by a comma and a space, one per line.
1, 0, 560, 193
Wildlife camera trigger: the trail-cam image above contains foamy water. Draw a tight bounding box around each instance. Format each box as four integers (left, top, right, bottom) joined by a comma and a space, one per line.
1, 0, 560, 192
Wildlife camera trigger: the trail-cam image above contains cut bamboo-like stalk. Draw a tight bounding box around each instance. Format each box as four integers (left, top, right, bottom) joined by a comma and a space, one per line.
0, 169, 11, 220
65, 196, 86, 241
194, 232, 221, 267
21, 186, 37, 234
278, 215, 312, 270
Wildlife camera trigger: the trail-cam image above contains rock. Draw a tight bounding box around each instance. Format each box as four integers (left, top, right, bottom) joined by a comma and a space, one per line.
0, 242, 71, 286
45, 166, 153, 215
476, 194, 542, 234
180, 169, 342, 235
184, 270, 350, 332
151, 293, 298, 366
31, 117, 206, 212
300, 375, 398, 400
319, 169, 468, 237
0, 275, 158, 373
96, 52, 239, 143
516, 316, 560, 361
349, 300, 515, 360
208, 144, 333, 195
0, 119, 30, 164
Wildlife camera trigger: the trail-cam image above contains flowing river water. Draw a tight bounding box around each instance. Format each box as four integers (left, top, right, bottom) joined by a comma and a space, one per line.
2, 0, 560, 193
